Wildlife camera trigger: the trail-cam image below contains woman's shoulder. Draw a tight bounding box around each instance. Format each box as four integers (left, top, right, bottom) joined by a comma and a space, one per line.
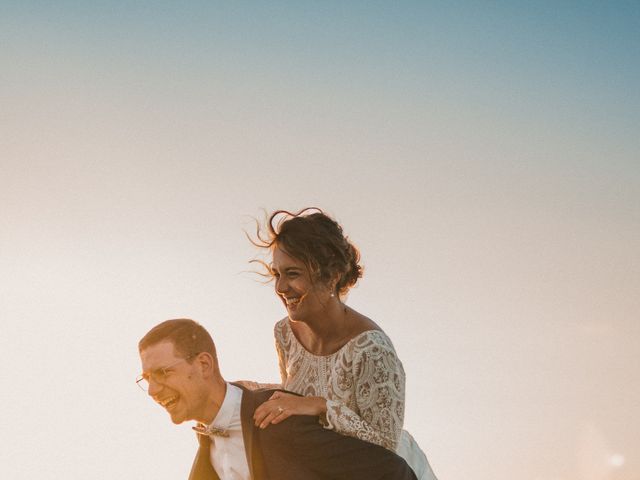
351, 328, 396, 352
274, 316, 289, 330
274, 317, 292, 345
346, 311, 396, 351
349, 330, 405, 378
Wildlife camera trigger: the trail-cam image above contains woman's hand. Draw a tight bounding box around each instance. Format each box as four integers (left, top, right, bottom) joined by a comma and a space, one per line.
253, 391, 326, 429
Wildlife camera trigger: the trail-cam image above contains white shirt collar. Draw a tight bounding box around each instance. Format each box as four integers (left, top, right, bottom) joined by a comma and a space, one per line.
206, 383, 249, 479
207, 382, 242, 433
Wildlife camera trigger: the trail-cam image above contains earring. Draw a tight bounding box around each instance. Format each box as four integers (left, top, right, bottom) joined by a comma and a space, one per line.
330, 292, 335, 298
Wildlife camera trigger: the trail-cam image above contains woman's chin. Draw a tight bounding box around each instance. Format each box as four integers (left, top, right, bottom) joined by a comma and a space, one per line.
286, 306, 303, 321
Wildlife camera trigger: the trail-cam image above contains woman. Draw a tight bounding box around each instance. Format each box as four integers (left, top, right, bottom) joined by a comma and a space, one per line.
251, 208, 437, 480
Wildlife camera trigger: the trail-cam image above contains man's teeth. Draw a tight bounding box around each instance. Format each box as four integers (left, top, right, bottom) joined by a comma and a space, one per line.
285, 297, 300, 305
160, 396, 178, 407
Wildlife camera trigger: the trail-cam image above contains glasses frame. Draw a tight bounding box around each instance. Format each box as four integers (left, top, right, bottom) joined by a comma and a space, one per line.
136, 353, 199, 392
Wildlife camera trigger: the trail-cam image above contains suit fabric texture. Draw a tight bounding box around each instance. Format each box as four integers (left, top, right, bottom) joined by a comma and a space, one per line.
188, 383, 417, 480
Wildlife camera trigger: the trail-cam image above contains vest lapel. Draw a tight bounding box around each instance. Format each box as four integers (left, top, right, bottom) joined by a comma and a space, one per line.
188, 432, 220, 480
235, 383, 268, 480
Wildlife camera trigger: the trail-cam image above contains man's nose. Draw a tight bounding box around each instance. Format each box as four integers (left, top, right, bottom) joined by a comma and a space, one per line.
147, 378, 163, 397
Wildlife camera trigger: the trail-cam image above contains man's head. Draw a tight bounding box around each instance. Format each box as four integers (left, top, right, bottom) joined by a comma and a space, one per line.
138, 319, 224, 425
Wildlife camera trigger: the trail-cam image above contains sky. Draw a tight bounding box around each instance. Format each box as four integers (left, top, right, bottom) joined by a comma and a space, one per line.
1, 2, 639, 480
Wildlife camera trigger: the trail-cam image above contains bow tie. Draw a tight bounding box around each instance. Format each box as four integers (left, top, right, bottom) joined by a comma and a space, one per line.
193, 423, 230, 437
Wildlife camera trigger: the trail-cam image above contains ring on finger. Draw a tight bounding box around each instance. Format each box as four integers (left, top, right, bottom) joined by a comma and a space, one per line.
277, 406, 284, 414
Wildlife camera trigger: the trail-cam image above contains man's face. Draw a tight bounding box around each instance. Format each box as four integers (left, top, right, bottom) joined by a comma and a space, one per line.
139, 341, 208, 424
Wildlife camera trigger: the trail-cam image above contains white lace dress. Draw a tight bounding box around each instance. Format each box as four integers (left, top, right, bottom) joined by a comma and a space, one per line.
274, 318, 437, 480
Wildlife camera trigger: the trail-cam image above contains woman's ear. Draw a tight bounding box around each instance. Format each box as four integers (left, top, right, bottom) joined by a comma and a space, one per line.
329, 273, 341, 297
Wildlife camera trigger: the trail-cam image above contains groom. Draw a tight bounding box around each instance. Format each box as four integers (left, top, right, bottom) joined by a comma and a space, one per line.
137, 318, 417, 480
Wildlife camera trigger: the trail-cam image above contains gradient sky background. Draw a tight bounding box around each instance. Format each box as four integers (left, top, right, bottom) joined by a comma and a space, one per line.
1, 2, 639, 480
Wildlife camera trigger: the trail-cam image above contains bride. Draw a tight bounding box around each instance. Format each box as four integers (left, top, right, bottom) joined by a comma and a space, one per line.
251, 208, 437, 480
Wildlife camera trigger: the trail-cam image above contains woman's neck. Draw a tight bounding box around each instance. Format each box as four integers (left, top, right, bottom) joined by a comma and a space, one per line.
292, 304, 369, 355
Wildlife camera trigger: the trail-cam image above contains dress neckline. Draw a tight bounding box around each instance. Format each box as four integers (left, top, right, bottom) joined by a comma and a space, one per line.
283, 318, 385, 358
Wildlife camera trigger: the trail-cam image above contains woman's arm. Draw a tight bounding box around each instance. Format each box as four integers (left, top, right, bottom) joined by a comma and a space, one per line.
275, 330, 288, 385
256, 331, 406, 451
321, 338, 405, 451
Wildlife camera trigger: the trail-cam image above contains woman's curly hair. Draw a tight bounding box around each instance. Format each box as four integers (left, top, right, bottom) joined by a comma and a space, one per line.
250, 207, 363, 297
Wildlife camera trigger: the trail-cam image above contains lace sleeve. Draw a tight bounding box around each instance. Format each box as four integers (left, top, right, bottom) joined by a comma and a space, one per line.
274, 320, 288, 385
323, 335, 405, 451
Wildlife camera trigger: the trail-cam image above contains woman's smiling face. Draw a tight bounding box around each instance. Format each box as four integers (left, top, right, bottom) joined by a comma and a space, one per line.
271, 246, 332, 322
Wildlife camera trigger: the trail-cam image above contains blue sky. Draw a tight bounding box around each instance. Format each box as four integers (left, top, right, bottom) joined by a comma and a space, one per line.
1, 2, 639, 480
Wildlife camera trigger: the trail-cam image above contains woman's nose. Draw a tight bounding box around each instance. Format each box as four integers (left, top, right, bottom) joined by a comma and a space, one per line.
275, 276, 288, 294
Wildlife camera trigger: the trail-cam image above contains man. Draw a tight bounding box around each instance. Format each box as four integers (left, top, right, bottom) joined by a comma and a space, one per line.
137, 318, 417, 480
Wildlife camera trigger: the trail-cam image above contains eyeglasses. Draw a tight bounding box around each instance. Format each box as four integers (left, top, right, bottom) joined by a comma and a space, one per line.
136, 353, 198, 392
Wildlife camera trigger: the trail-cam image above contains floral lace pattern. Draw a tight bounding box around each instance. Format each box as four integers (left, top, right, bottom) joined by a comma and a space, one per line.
274, 318, 405, 451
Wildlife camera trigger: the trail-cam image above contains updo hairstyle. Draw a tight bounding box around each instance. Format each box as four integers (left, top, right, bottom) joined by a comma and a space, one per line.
252, 208, 363, 297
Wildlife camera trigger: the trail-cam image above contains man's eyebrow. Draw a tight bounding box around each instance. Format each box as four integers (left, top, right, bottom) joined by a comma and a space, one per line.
142, 363, 167, 373
140, 365, 170, 380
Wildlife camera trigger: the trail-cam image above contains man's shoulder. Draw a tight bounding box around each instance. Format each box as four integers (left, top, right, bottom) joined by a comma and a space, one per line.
231, 382, 298, 398
231, 383, 288, 415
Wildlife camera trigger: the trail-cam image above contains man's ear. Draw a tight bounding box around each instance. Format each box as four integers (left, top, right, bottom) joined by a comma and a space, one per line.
193, 352, 216, 378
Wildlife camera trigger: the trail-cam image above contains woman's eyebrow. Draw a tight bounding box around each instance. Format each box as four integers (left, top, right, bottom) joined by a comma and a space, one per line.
271, 264, 301, 272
